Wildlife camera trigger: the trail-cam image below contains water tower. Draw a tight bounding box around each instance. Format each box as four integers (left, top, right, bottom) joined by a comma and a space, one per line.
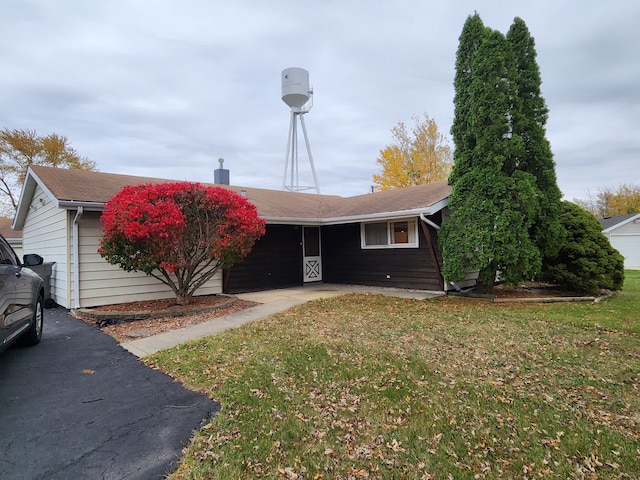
281, 67, 320, 193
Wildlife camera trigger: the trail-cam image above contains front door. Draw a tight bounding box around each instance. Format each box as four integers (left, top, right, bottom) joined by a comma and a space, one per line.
303, 226, 322, 283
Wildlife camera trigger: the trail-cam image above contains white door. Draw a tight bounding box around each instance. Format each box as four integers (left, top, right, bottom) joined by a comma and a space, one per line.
303, 227, 322, 283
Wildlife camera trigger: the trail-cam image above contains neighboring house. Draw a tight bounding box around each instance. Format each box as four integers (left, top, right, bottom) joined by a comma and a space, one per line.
13, 165, 451, 309
0, 217, 23, 259
599, 213, 640, 269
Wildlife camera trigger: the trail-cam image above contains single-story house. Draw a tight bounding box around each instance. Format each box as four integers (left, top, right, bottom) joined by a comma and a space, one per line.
599, 213, 640, 269
13, 165, 451, 309
0, 217, 22, 258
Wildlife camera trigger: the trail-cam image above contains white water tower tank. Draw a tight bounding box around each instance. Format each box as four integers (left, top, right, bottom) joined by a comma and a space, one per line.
281, 67, 310, 108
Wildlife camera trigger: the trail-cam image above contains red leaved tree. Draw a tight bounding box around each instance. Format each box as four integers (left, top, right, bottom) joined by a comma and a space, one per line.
99, 182, 266, 305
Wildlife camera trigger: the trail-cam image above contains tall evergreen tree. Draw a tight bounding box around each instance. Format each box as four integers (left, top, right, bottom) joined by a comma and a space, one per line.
449, 13, 487, 185
440, 25, 541, 294
507, 18, 564, 259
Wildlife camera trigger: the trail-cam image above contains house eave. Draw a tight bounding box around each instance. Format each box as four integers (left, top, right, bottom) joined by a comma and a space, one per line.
52, 200, 450, 225
58, 201, 106, 211
14, 165, 450, 229
602, 213, 640, 233
320, 206, 446, 225
263, 198, 449, 226
13, 168, 39, 230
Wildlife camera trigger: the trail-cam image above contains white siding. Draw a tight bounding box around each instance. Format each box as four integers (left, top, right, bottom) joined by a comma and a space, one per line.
22, 184, 224, 308
609, 219, 640, 236
74, 212, 222, 308
610, 236, 640, 268
8, 240, 23, 259
605, 218, 640, 269
21, 185, 70, 307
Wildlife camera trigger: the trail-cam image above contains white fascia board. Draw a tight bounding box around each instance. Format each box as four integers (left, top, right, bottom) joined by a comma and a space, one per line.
13, 167, 59, 229
262, 198, 449, 226
320, 207, 438, 225
52, 196, 450, 227
57, 201, 106, 211
13, 170, 36, 229
263, 210, 419, 226
320, 198, 449, 225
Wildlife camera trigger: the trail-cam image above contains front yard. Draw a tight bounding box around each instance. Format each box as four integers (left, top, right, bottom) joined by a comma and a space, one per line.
148, 271, 640, 479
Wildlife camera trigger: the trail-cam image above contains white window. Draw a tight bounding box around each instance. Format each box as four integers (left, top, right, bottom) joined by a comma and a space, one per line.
361, 219, 418, 249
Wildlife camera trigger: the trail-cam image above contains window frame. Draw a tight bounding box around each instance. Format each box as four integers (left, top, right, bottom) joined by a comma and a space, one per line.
360, 218, 419, 249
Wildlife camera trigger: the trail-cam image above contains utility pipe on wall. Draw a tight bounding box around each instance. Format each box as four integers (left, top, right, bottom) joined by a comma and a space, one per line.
418, 212, 444, 289
72, 206, 83, 311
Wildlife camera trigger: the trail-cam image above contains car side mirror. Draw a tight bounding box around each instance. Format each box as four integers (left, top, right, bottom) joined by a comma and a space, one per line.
23, 254, 44, 267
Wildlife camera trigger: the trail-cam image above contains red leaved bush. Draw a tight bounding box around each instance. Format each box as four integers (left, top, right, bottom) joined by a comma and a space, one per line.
99, 182, 265, 305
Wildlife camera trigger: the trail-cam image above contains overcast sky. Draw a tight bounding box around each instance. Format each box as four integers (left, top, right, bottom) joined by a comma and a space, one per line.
2, 1, 638, 201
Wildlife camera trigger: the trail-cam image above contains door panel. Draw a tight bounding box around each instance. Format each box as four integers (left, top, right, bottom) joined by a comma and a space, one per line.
303, 227, 322, 283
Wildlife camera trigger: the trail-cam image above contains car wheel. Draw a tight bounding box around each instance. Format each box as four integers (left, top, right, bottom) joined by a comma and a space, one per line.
18, 295, 44, 347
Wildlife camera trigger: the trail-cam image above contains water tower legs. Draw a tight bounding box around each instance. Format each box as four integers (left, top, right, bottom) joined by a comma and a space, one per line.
282, 110, 320, 193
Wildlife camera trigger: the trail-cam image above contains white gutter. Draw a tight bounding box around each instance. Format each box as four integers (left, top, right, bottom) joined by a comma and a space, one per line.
419, 212, 441, 230
264, 202, 450, 226
58, 200, 106, 211
55, 198, 451, 227
72, 207, 83, 311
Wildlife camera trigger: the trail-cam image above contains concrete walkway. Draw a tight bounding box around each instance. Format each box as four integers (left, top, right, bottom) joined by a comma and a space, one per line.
121, 284, 442, 358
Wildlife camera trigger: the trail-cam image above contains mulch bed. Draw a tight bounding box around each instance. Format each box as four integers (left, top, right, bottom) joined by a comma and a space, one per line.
494, 283, 584, 298
456, 282, 603, 303
89, 294, 233, 312
75, 295, 259, 342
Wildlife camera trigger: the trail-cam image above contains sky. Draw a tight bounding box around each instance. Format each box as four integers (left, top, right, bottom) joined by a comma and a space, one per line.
1, 1, 639, 201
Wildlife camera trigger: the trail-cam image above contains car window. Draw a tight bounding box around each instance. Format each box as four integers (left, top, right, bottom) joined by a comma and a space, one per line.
0, 238, 18, 266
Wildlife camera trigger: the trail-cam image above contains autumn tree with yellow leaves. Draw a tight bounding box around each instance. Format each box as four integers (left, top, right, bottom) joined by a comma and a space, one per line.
372, 114, 452, 191
574, 184, 640, 217
0, 128, 97, 215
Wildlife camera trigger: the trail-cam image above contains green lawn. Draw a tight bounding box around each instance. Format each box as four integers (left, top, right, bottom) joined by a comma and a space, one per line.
148, 271, 640, 479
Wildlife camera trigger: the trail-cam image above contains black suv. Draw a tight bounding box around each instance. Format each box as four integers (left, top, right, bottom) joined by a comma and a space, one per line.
0, 234, 45, 354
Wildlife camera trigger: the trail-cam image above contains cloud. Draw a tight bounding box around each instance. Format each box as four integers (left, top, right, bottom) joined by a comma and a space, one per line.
1, 0, 639, 202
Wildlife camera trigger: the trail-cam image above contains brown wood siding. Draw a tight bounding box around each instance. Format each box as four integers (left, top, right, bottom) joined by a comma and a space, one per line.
224, 224, 303, 293
322, 218, 443, 291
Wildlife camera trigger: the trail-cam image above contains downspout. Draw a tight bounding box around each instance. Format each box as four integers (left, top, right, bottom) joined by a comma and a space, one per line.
418, 212, 443, 289
420, 213, 474, 293
419, 212, 440, 231
72, 207, 83, 311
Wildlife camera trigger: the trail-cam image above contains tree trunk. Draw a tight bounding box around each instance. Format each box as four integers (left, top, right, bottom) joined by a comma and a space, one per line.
176, 295, 191, 306
476, 264, 497, 295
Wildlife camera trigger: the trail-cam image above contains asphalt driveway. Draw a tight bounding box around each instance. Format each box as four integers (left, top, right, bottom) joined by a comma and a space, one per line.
0, 307, 218, 480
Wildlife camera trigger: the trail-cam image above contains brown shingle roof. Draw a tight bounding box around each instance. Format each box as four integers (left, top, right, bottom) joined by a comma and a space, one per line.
30, 165, 175, 204
28, 165, 450, 223
0, 217, 21, 238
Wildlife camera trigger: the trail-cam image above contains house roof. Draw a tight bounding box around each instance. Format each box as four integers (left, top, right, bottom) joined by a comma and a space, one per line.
14, 165, 451, 229
599, 213, 640, 232
0, 217, 21, 239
